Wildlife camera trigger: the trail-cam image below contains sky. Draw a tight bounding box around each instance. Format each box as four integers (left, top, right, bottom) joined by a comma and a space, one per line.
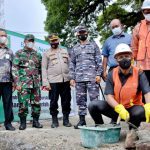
4, 0, 48, 40
3, 0, 101, 47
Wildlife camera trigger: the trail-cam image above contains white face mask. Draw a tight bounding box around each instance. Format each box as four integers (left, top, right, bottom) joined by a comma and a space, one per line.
0, 36, 7, 44
144, 14, 150, 21
112, 26, 122, 35
26, 42, 34, 49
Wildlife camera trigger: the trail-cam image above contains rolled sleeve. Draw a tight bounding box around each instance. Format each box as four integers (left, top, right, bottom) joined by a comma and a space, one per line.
42, 52, 49, 86
102, 41, 109, 57
139, 72, 150, 94
69, 48, 76, 80
131, 24, 140, 60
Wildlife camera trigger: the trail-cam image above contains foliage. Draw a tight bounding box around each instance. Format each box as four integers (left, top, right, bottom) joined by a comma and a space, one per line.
97, 0, 144, 44
41, 0, 145, 46
41, 0, 109, 47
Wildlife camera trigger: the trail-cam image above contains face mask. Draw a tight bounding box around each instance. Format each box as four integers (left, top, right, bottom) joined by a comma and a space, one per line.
26, 42, 34, 49
78, 34, 88, 41
118, 58, 131, 69
50, 42, 59, 49
144, 14, 150, 22
0, 36, 7, 44
112, 27, 122, 35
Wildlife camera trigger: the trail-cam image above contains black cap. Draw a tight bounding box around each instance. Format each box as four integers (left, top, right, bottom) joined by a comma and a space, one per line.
24, 34, 35, 41
76, 26, 88, 32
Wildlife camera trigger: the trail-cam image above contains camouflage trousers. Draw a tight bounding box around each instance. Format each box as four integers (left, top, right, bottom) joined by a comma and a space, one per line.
76, 81, 99, 115
17, 88, 41, 118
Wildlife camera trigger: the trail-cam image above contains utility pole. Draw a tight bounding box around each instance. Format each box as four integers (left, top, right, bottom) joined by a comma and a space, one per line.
0, 0, 5, 29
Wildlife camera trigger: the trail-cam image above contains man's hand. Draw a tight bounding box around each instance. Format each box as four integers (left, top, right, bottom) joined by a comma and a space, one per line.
12, 83, 16, 91
144, 103, 150, 123
115, 104, 130, 121
102, 72, 107, 82
70, 80, 76, 87
42, 85, 51, 91
16, 85, 22, 91
95, 76, 101, 84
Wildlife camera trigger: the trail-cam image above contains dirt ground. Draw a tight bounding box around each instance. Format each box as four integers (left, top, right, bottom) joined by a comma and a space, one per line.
0, 115, 129, 150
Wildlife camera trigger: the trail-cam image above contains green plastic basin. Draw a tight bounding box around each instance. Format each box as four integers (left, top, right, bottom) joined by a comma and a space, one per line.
78, 124, 121, 148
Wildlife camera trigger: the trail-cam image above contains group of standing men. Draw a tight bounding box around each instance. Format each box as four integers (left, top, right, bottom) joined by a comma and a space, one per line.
0, 0, 150, 137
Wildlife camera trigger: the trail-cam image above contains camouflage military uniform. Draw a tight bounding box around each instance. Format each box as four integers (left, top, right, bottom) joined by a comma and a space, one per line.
69, 41, 103, 115
12, 48, 42, 118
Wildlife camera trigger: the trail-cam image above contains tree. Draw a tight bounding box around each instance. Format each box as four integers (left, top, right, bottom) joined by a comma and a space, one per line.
97, 0, 144, 44
41, 0, 144, 46
41, 0, 109, 47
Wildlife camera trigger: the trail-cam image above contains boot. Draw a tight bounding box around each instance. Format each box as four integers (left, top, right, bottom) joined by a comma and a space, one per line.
63, 114, 72, 127
19, 116, 26, 130
74, 115, 86, 129
32, 117, 43, 128
51, 115, 59, 128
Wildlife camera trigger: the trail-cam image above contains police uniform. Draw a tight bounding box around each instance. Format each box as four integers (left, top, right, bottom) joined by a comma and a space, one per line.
42, 34, 72, 128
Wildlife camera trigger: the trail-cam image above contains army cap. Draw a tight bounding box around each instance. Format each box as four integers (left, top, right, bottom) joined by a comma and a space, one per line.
76, 25, 88, 33
48, 33, 59, 41
24, 34, 35, 41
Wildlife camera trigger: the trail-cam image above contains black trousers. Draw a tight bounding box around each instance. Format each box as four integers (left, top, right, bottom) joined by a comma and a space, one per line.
49, 81, 71, 116
88, 100, 146, 128
0, 82, 14, 125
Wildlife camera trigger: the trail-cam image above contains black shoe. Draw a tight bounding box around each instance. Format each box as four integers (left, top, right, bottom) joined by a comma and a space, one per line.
32, 117, 43, 128
51, 116, 59, 128
74, 115, 86, 129
19, 116, 26, 130
5, 124, 15, 131
63, 114, 72, 127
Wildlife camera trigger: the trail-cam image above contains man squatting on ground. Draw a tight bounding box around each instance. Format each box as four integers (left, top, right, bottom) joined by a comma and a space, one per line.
88, 43, 150, 130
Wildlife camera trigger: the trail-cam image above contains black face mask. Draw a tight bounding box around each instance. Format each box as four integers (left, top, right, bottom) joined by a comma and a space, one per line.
78, 34, 88, 41
118, 58, 131, 69
50, 42, 59, 49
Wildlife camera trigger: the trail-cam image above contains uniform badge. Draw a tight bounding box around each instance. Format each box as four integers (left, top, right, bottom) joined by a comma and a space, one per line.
5, 54, 10, 59
25, 62, 29, 66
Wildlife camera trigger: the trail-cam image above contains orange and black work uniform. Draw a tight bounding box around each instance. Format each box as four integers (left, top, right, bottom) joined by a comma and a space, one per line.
88, 66, 150, 128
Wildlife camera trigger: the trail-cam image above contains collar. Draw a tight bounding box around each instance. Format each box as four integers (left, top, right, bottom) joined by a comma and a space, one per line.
23, 47, 35, 53
77, 40, 90, 46
145, 19, 150, 25
112, 32, 125, 38
118, 67, 133, 76
0, 45, 8, 49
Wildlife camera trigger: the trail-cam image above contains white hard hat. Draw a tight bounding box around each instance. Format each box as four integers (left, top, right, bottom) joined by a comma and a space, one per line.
114, 43, 132, 58
141, 0, 150, 10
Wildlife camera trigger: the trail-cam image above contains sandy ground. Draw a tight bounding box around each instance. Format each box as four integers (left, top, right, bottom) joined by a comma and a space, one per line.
0, 115, 129, 150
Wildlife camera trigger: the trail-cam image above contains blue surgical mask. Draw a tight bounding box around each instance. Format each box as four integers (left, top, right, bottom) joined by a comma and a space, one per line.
112, 27, 122, 35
